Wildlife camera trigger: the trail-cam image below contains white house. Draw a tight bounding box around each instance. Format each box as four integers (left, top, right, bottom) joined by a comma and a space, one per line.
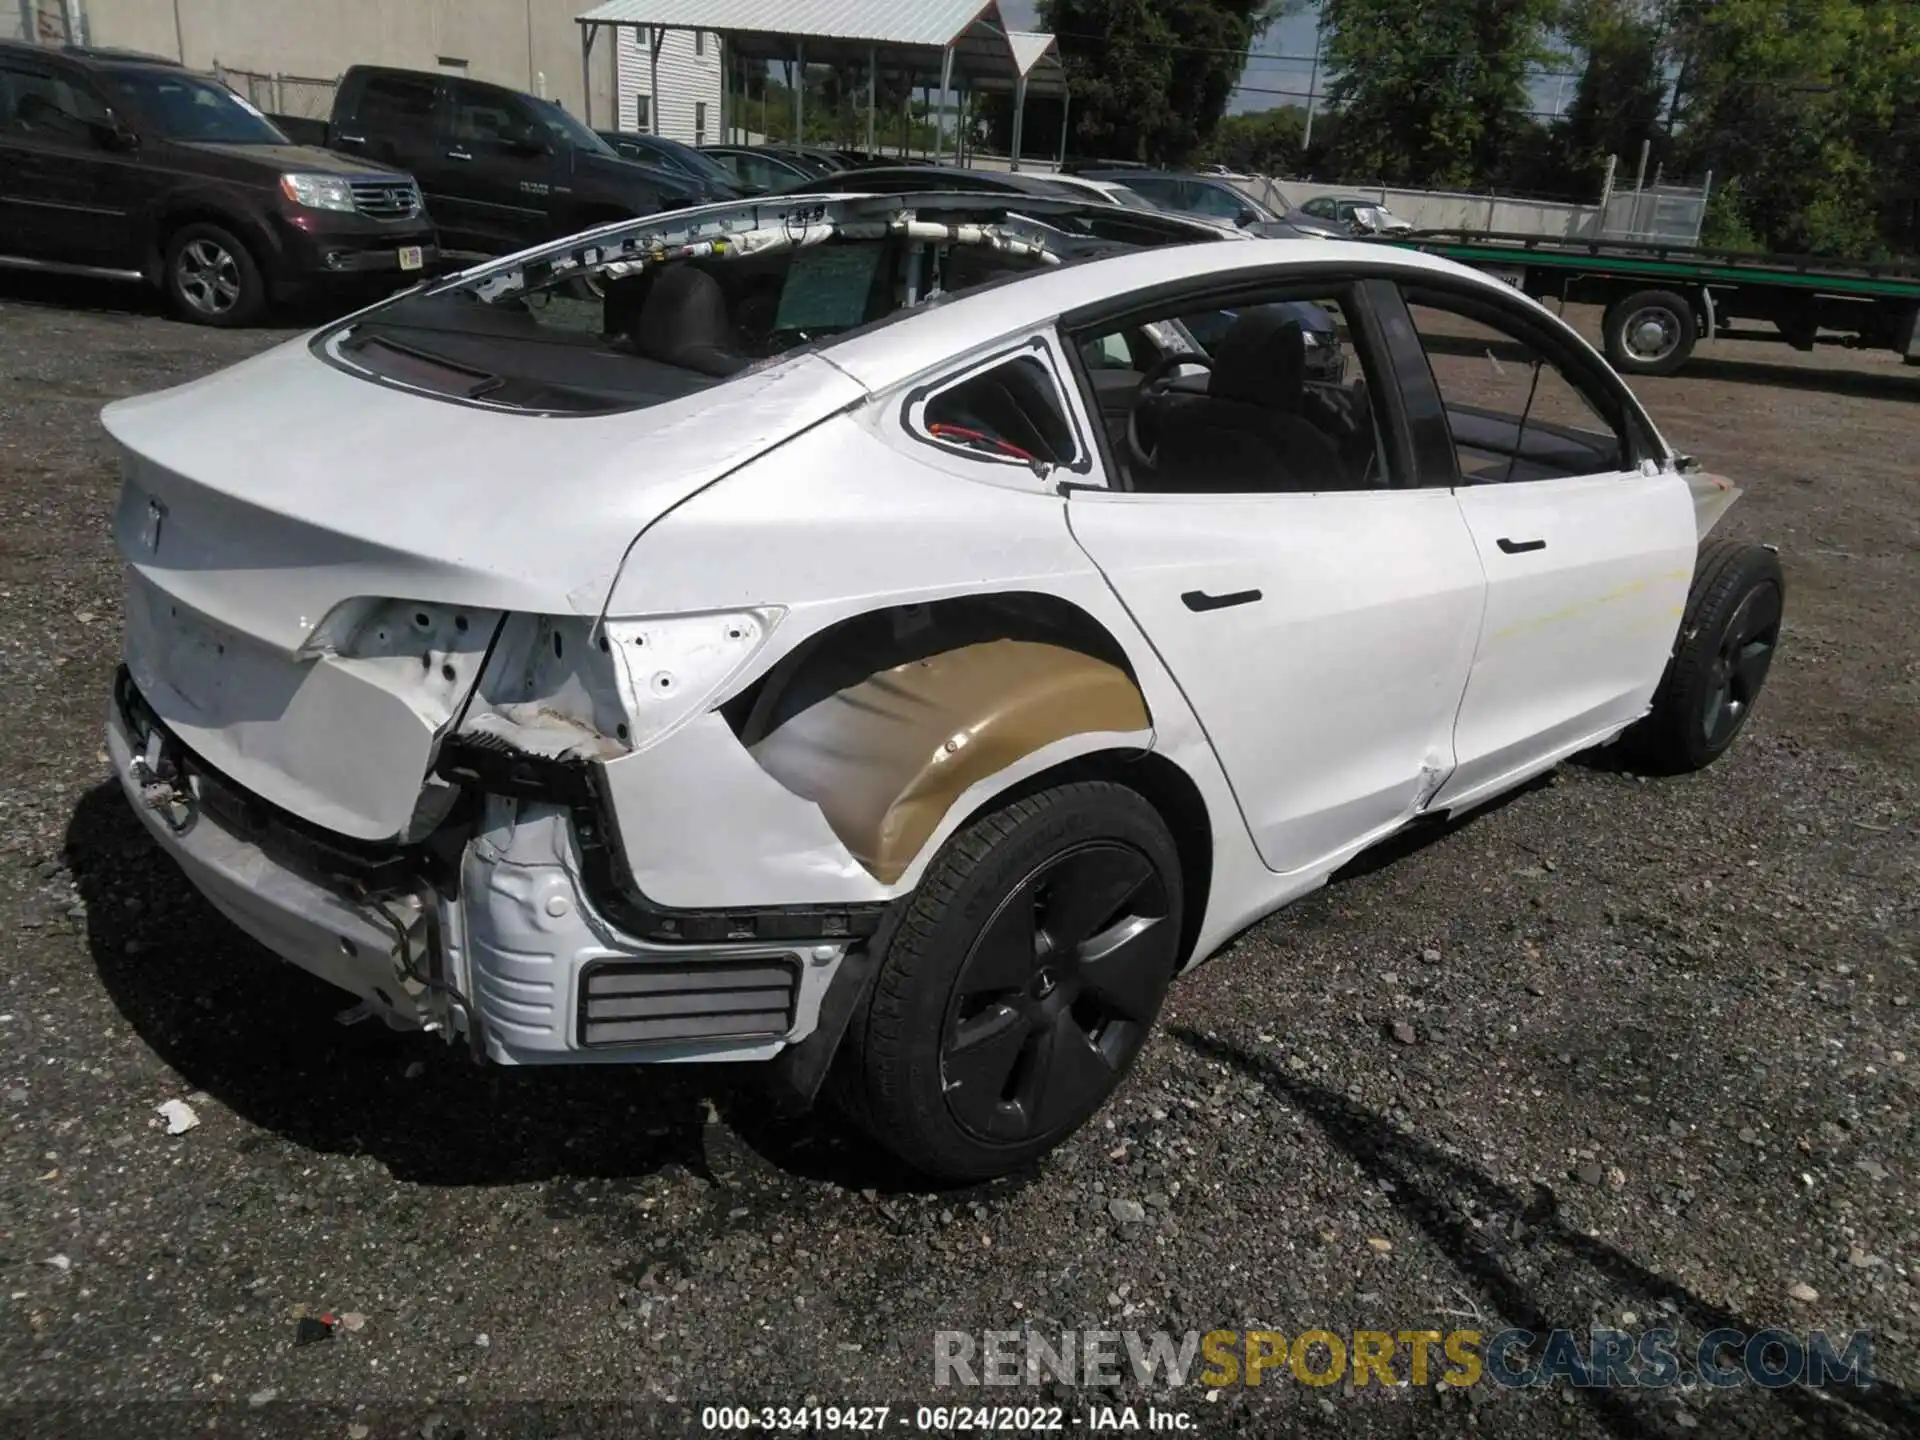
616, 26, 723, 144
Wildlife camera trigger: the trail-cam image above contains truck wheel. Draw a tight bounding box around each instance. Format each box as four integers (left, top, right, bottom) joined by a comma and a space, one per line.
844, 782, 1183, 1182
1627, 539, 1784, 773
163, 223, 266, 327
1604, 289, 1697, 376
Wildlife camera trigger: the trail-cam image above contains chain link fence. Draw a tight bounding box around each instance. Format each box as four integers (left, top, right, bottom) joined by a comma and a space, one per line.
1600, 182, 1711, 246
212, 63, 339, 121
1230, 171, 1711, 245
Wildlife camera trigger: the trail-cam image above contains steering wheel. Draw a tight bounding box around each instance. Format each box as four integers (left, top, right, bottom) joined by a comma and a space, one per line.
1126, 351, 1214, 474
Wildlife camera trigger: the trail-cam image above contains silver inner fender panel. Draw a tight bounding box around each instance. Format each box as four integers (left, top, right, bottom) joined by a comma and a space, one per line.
455, 798, 850, 1065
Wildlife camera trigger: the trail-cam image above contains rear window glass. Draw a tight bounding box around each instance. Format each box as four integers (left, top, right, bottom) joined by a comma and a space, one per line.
359, 74, 435, 129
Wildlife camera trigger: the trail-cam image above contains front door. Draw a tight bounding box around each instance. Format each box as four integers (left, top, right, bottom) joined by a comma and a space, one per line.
1063, 282, 1489, 875
1388, 285, 1698, 809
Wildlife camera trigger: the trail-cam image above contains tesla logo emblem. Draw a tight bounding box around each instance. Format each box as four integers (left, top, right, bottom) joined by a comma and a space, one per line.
141, 498, 166, 554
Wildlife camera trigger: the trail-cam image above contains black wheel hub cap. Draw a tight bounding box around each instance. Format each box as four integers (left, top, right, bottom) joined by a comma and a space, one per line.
1702, 581, 1782, 749
939, 841, 1173, 1143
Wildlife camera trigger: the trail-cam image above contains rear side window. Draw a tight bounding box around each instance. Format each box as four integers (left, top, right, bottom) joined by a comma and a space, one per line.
358, 74, 436, 130
910, 351, 1082, 471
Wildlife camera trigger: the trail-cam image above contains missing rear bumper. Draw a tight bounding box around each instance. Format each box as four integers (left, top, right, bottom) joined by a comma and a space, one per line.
110, 666, 865, 1067
107, 679, 438, 1029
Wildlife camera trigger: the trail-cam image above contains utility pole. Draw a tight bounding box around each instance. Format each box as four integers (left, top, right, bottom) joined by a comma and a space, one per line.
1302, 9, 1323, 152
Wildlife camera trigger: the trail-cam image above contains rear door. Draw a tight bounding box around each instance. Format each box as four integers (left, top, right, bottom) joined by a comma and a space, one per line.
1061, 278, 1489, 875
1384, 282, 1696, 810
0, 53, 137, 268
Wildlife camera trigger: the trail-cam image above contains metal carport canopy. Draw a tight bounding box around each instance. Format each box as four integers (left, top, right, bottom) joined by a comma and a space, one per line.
971, 30, 1068, 170
574, 0, 1035, 158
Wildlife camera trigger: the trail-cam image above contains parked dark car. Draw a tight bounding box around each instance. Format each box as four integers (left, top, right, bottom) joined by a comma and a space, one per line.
1080, 168, 1296, 237
699, 144, 818, 194
764, 144, 848, 174
0, 40, 436, 325
320, 65, 704, 256
595, 129, 742, 199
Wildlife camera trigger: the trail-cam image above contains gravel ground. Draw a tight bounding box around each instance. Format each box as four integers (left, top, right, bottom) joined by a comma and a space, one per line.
0, 275, 1916, 1439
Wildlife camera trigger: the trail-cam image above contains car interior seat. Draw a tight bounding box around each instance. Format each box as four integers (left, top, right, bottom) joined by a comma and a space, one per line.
631, 264, 748, 378
1149, 310, 1346, 493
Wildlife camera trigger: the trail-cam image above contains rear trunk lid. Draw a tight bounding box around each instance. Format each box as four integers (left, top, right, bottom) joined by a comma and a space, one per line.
104, 337, 865, 839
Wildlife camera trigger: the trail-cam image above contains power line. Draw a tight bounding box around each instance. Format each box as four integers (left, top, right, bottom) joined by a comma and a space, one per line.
1046, 27, 1581, 65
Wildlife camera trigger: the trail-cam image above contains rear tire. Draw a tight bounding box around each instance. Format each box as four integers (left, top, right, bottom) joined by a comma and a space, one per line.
1604, 289, 1697, 377
163, 222, 266, 327
1627, 539, 1784, 772
843, 782, 1183, 1183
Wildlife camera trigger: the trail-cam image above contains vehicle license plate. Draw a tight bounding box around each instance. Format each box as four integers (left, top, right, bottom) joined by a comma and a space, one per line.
399, 246, 424, 271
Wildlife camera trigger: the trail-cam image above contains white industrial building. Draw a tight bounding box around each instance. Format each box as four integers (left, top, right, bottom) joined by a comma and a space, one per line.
613, 24, 723, 142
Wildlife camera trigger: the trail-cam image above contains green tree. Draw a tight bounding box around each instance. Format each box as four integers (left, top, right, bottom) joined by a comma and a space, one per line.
1319, 0, 1560, 188
1667, 0, 1919, 256
1042, 0, 1282, 162
1202, 106, 1309, 173
1553, 0, 1668, 191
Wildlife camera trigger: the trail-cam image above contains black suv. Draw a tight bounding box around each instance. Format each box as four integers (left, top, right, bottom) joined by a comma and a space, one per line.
0, 40, 436, 325
324, 66, 705, 256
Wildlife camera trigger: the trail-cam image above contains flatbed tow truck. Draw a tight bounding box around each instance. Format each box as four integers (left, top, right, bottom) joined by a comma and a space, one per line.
1386, 229, 1920, 378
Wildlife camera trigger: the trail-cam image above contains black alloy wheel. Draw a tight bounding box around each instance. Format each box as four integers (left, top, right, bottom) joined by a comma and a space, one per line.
840, 782, 1184, 1182
940, 840, 1170, 1143
1628, 537, 1785, 772
1699, 580, 1781, 752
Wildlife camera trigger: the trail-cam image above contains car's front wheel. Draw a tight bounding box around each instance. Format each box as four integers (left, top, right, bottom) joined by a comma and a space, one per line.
844, 782, 1183, 1182
163, 223, 266, 327
1628, 538, 1784, 772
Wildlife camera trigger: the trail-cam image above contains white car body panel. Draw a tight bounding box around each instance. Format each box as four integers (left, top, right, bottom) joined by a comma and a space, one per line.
101, 342, 863, 839
1434, 470, 1698, 810
1066, 487, 1486, 875
102, 341, 866, 648
601, 404, 1273, 964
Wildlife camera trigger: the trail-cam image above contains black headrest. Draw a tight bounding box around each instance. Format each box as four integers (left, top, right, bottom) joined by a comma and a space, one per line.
1207, 309, 1306, 409
634, 265, 745, 377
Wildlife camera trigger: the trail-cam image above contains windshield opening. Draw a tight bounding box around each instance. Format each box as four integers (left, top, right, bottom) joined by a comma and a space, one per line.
315, 195, 1224, 416
111, 71, 287, 144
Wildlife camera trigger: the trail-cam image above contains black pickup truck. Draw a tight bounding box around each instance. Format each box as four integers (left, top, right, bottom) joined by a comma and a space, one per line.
292, 66, 720, 258
0, 41, 436, 325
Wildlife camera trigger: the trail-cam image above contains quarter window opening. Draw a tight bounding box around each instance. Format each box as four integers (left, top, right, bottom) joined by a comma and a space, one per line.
916, 354, 1079, 470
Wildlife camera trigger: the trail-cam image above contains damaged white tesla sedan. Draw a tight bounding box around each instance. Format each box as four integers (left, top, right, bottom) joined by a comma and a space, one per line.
103, 192, 1782, 1180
